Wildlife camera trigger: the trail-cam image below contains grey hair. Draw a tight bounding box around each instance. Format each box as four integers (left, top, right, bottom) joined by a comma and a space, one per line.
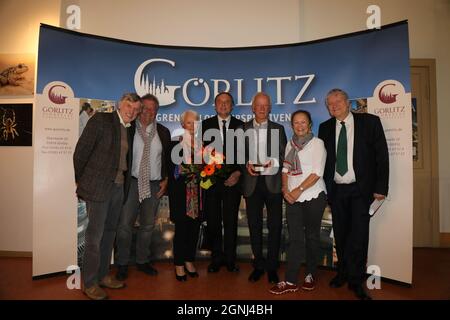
180, 109, 199, 126
119, 92, 141, 103
251, 91, 272, 107
325, 88, 349, 106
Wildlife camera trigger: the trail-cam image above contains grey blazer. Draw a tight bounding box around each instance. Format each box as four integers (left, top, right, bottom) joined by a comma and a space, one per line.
73, 112, 135, 202
241, 119, 287, 197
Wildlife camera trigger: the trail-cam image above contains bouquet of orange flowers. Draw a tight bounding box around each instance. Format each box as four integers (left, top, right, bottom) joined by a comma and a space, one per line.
198, 148, 229, 189
175, 146, 229, 190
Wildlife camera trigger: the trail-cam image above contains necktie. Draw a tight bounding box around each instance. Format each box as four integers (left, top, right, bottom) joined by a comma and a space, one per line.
222, 119, 227, 157
336, 121, 348, 176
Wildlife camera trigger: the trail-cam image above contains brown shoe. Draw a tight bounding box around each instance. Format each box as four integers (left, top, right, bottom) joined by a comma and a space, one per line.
83, 284, 108, 300
99, 275, 125, 289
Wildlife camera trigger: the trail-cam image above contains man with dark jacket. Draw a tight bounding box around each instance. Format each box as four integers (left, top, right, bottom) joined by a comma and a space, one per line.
318, 88, 389, 300
202, 92, 244, 273
74, 93, 141, 300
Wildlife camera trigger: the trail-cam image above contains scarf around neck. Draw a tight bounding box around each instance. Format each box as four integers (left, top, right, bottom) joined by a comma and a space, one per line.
283, 132, 314, 175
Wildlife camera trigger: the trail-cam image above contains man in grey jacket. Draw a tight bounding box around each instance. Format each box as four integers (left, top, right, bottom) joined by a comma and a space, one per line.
241, 92, 287, 285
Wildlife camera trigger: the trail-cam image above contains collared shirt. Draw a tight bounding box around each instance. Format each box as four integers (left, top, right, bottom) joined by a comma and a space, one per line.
116, 110, 131, 128
253, 118, 268, 129
251, 118, 277, 175
253, 118, 268, 164
217, 115, 231, 141
132, 121, 163, 181
334, 112, 356, 184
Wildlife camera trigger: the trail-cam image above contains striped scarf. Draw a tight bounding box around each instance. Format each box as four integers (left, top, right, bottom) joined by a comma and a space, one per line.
137, 121, 156, 202
283, 133, 313, 175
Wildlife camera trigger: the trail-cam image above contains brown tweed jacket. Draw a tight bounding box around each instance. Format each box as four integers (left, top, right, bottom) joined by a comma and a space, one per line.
73, 111, 135, 202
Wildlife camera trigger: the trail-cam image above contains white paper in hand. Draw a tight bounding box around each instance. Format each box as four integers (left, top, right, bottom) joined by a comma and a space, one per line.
369, 198, 385, 216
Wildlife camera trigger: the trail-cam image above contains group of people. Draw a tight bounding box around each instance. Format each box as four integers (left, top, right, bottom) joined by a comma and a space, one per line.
73, 89, 389, 301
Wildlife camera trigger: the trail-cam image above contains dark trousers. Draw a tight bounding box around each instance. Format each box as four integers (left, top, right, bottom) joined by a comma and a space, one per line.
173, 215, 200, 266
116, 179, 160, 265
205, 181, 241, 266
245, 176, 283, 271
285, 192, 327, 284
83, 183, 123, 288
331, 183, 370, 286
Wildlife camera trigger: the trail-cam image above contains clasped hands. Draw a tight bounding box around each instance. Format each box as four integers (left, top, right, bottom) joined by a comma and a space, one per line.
282, 185, 302, 205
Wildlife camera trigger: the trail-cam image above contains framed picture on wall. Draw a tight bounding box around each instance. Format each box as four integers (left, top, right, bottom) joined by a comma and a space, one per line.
0, 103, 32, 146
0, 53, 35, 97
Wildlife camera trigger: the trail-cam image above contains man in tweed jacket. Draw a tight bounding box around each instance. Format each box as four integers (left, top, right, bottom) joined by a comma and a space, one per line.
73, 93, 142, 300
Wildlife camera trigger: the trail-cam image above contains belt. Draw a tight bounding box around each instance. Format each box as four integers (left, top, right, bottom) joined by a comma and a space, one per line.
335, 182, 357, 186
131, 176, 160, 182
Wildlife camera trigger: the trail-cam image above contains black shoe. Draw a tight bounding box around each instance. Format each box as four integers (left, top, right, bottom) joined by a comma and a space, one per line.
329, 274, 347, 288
116, 265, 128, 281
207, 262, 222, 273
175, 272, 187, 282
185, 264, 199, 278
226, 264, 240, 273
186, 270, 199, 278
267, 270, 279, 284
349, 284, 372, 300
248, 268, 265, 282
137, 263, 158, 276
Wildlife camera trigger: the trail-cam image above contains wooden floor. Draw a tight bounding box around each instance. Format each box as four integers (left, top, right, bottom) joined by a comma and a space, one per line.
0, 248, 449, 300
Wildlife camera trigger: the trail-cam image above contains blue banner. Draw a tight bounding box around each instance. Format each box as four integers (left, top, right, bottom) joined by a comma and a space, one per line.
35, 22, 412, 279
37, 22, 410, 136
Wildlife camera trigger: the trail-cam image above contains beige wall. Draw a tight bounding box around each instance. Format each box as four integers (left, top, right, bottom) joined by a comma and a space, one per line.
0, 0, 60, 54
1, 0, 449, 252
0, 0, 60, 252
60, 0, 302, 47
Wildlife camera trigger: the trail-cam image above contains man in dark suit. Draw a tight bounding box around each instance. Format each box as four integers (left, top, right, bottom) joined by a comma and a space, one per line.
74, 93, 142, 300
202, 92, 244, 273
318, 88, 389, 300
115, 94, 171, 280
242, 92, 287, 284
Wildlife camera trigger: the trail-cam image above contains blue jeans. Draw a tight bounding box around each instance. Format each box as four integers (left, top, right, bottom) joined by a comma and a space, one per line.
116, 179, 160, 265
83, 183, 124, 288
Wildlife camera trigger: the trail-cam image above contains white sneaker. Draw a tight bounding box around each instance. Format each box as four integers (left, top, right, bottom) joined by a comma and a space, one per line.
301, 273, 316, 291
